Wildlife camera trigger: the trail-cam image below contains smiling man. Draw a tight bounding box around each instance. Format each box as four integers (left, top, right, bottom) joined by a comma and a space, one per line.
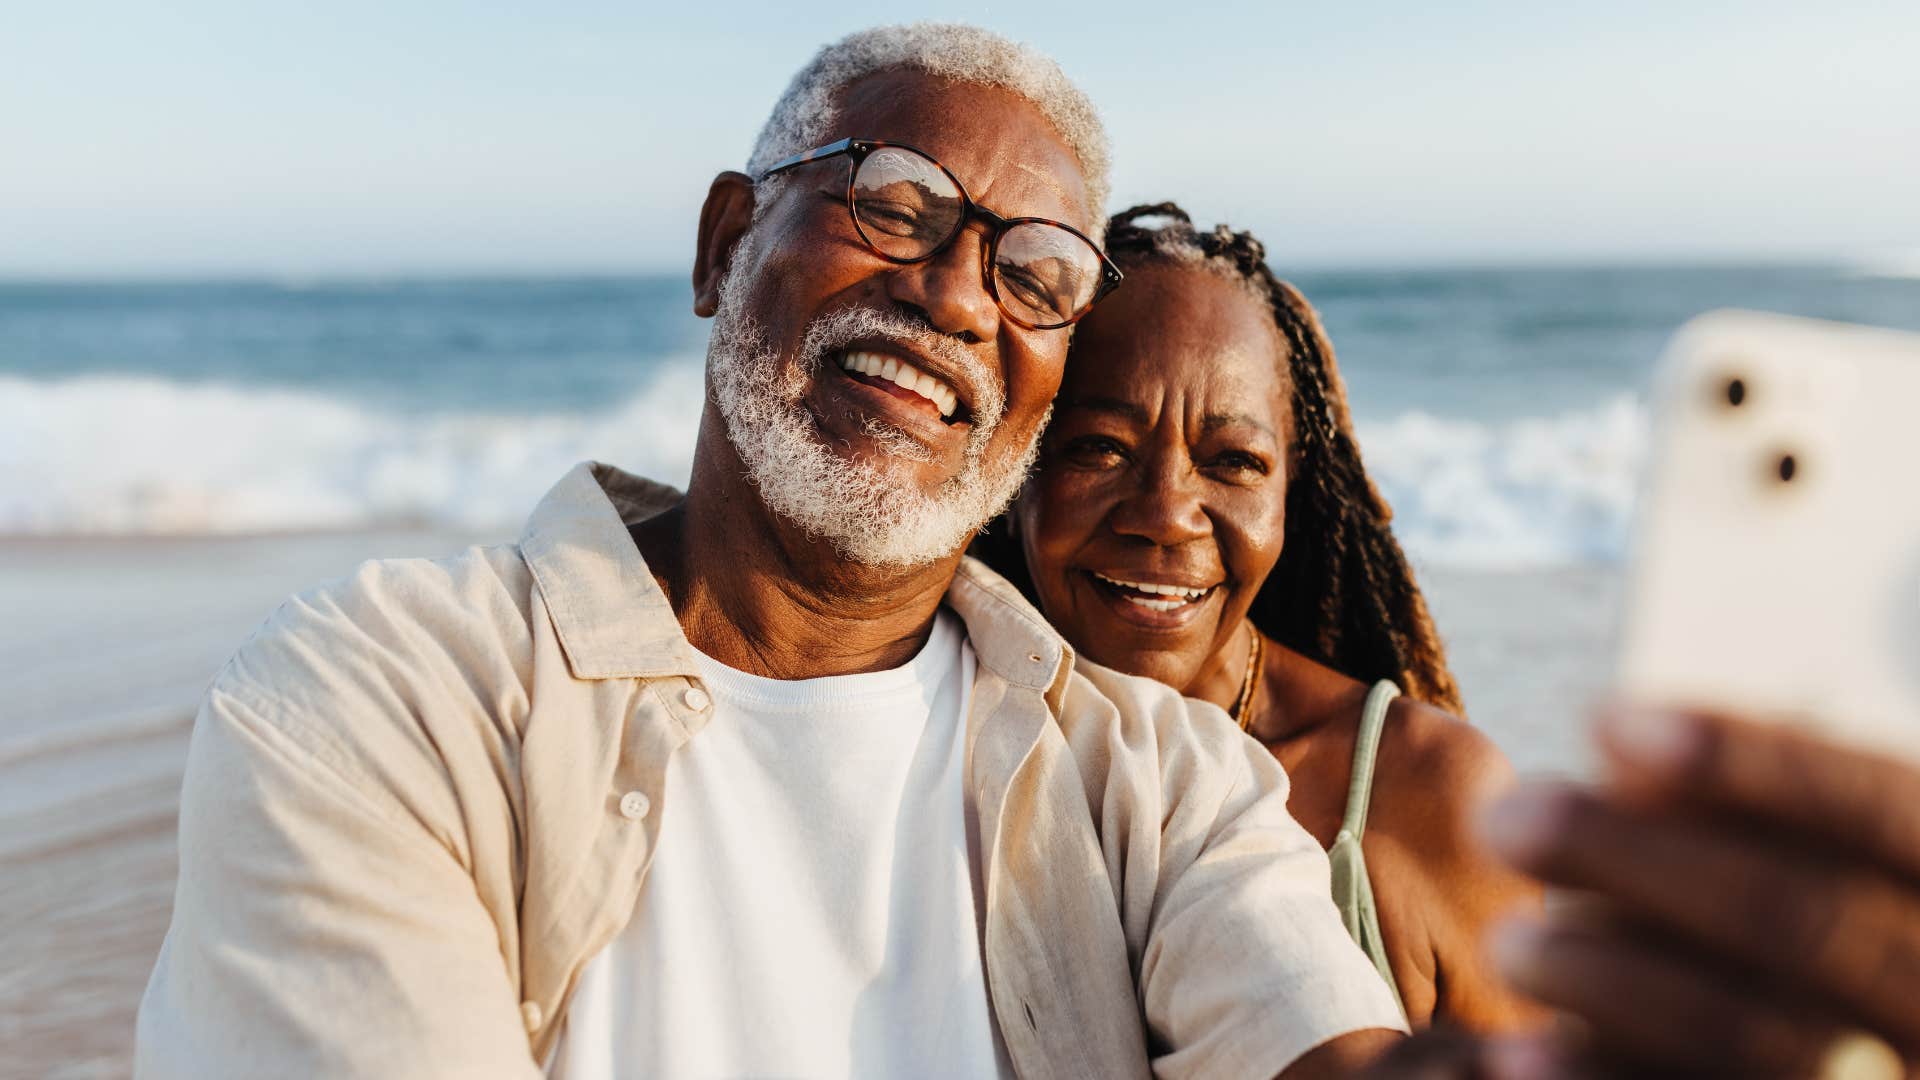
135, 24, 1405, 1080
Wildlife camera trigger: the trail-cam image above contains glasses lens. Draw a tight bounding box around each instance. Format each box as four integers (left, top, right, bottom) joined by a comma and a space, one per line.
851, 147, 964, 260
993, 222, 1104, 328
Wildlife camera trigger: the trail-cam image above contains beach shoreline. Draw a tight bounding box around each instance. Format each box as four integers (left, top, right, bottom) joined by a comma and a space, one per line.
0, 530, 1617, 1076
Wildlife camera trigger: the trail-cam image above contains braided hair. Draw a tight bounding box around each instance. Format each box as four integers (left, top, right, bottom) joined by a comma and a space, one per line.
977, 202, 1464, 714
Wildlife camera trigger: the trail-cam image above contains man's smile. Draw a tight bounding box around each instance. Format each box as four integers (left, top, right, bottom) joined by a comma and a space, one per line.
837, 349, 961, 419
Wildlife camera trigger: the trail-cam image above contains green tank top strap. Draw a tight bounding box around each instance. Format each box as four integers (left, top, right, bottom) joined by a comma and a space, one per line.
1341, 679, 1399, 840
1325, 679, 1407, 1020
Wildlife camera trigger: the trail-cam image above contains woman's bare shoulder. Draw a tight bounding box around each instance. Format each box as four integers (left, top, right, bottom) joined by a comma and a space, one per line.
1369, 697, 1546, 1028
1369, 698, 1515, 859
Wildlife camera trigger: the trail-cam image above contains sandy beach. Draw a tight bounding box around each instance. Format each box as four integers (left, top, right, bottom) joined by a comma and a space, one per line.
0, 532, 1618, 1078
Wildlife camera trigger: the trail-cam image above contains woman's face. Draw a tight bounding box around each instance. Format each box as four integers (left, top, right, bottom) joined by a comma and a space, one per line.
1014, 264, 1291, 692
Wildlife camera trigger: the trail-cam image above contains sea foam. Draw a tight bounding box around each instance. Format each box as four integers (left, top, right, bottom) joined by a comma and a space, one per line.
1, 372, 1647, 567
0, 368, 706, 535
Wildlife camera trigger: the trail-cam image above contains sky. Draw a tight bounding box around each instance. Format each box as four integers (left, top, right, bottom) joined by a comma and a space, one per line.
3, 1, 1917, 276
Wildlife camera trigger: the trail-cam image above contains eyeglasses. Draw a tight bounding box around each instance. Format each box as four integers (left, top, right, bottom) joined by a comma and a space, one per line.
759, 137, 1123, 331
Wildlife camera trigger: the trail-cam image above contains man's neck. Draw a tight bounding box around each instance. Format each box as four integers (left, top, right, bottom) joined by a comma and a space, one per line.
632, 453, 962, 681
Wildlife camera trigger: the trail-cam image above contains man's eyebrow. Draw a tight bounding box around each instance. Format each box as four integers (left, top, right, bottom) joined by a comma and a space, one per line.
1201, 412, 1277, 439
1059, 395, 1146, 422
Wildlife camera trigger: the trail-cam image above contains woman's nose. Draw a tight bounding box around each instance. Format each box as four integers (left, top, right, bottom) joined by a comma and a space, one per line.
1107, 459, 1210, 547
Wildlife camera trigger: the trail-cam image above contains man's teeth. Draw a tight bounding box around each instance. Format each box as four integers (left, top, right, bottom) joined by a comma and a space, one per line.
838, 350, 959, 418
1092, 572, 1213, 611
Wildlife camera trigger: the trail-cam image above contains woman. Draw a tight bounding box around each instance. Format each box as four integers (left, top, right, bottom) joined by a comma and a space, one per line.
974, 204, 1541, 1031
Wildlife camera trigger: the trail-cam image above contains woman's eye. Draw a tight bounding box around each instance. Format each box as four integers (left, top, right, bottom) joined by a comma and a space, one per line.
1209, 451, 1270, 478
1057, 436, 1127, 467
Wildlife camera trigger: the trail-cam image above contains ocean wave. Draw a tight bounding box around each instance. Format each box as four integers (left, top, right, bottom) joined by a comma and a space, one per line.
0, 369, 706, 535
1358, 396, 1647, 568
0, 374, 1647, 567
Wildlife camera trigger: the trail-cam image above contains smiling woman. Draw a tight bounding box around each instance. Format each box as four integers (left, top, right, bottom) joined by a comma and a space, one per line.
973, 203, 1544, 1031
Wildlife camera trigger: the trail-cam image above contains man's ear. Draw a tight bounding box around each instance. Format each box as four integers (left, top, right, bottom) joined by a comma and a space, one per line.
692, 171, 756, 318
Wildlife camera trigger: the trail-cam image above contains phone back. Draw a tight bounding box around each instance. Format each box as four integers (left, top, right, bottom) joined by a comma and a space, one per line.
1617, 310, 1920, 762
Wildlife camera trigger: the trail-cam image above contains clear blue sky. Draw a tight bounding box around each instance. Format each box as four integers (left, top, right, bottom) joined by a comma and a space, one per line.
4, 1, 1916, 275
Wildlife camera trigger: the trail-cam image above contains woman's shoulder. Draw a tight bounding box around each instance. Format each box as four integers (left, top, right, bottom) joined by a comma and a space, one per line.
1378, 698, 1513, 811
1368, 695, 1514, 857
1370, 695, 1548, 1029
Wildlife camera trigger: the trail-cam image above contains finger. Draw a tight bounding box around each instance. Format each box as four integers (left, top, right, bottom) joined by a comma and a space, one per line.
1596, 705, 1920, 880
1359, 1026, 1492, 1080
1483, 782, 1920, 1051
1488, 914, 1843, 1077
1477, 1035, 1586, 1080
1479, 1032, 1694, 1080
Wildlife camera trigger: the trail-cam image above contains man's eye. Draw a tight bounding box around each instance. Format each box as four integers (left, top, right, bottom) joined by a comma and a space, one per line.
998, 264, 1066, 318
857, 202, 923, 237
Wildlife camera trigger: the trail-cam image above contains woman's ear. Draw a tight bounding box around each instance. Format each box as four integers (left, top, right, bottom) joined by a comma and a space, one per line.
692, 171, 756, 318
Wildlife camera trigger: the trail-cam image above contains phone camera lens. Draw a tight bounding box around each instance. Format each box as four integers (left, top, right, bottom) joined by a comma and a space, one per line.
1776, 453, 1798, 483
1725, 377, 1747, 408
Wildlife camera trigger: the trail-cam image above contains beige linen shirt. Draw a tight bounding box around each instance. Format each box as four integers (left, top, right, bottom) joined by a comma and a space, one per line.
136, 462, 1403, 1079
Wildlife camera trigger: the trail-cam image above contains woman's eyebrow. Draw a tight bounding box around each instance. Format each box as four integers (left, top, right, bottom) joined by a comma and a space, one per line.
1201, 412, 1277, 438
1059, 395, 1146, 422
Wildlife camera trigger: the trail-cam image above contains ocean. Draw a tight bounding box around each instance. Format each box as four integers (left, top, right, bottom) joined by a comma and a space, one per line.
5, 265, 1918, 567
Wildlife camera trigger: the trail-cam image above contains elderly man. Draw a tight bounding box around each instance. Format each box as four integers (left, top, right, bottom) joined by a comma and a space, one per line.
135, 24, 1405, 1079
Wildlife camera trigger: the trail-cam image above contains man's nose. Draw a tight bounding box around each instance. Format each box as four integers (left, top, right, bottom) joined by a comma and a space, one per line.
1108, 456, 1211, 548
883, 226, 999, 344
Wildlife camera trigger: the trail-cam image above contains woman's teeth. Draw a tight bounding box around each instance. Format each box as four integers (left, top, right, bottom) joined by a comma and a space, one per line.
838, 350, 959, 418
1092, 572, 1214, 611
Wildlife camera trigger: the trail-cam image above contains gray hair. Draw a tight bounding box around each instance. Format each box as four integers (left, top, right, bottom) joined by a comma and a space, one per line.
746, 23, 1110, 236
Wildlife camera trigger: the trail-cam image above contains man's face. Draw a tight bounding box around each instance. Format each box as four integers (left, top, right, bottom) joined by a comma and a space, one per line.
705, 68, 1094, 568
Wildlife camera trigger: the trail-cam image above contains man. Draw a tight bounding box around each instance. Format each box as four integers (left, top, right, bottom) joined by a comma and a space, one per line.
135, 23, 1405, 1079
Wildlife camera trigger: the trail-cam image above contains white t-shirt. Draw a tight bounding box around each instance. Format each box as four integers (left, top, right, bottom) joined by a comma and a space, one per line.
551, 610, 1009, 1080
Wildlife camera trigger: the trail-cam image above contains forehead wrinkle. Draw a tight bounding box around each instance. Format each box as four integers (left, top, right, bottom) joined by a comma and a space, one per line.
1006, 160, 1076, 219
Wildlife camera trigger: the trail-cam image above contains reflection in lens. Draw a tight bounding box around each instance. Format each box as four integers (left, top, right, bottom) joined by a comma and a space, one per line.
853, 148, 962, 259
994, 222, 1100, 327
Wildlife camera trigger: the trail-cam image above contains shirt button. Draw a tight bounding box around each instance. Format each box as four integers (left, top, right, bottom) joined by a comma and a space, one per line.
618, 791, 651, 821
683, 687, 711, 711
520, 999, 543, 1032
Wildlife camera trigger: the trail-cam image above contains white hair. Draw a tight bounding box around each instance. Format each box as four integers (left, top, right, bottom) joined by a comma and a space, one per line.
705, 225, 1044, 569
747, 22, 1110, 235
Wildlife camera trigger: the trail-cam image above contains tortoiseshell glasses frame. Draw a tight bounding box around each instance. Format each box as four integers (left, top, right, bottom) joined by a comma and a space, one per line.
759, 137, 1123, 331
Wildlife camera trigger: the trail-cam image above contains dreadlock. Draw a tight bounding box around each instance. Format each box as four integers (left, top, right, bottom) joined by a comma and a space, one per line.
976, 202, 1464, 714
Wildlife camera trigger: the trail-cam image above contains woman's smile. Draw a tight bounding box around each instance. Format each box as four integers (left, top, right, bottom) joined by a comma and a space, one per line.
1080, 569, 1224, 628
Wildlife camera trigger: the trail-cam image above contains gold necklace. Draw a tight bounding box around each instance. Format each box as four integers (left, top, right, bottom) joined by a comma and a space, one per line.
1232, 622, 1264, 731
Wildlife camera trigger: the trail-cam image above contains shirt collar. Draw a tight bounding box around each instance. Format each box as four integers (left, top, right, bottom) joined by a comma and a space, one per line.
520, 461, 700, 680
522, 461, 1076, 699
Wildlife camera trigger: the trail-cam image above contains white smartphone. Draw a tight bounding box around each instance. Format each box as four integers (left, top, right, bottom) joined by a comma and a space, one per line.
1616, 309, 1920, 764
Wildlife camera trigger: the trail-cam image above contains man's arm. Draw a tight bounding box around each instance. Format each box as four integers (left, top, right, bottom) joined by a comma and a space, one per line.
136, 685, 538, 1079
1282, 1030, 1407, 1079
1069, 666, 1407, 1079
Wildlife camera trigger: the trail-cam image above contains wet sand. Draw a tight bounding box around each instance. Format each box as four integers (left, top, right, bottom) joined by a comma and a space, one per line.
0, 532, 1617, 1077
0, 531, 481, 1079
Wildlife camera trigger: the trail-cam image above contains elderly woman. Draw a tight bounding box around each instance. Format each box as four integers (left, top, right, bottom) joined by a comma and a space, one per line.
975, 203, 1540, 1030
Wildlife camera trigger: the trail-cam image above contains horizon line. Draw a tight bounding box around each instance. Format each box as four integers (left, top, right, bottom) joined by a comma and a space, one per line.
0, 253, 1892, 286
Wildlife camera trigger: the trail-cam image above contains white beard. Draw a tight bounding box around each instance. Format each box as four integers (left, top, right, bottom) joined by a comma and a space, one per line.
705, 230, 1043, 569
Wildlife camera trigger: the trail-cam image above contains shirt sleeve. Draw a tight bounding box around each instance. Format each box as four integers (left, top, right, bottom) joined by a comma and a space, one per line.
1068, 665, 1409, 1080
135, 684, 541, 1079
